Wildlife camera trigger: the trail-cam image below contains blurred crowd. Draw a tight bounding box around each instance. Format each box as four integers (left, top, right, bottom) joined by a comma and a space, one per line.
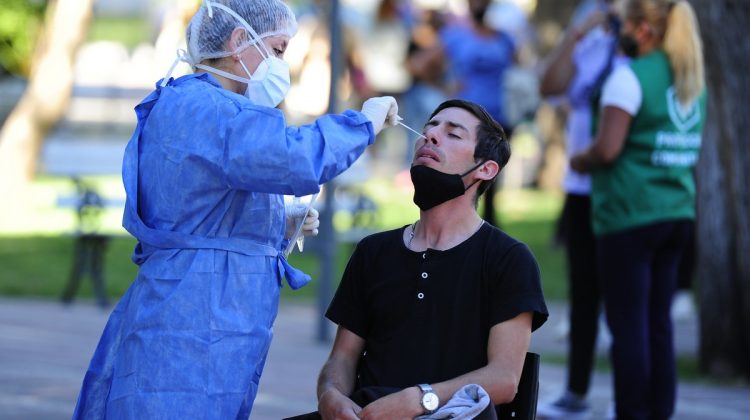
74, 0, 545, 189
278, 0, 544, 224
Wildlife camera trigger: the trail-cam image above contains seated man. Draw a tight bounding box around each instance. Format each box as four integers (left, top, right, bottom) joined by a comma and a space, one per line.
317, 99, 548, 419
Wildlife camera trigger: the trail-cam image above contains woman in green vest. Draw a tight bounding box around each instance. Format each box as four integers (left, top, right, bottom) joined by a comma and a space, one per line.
570, 1, 705, 418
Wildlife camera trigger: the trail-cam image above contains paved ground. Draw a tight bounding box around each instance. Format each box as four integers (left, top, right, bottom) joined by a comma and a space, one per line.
1, 297, 748, 419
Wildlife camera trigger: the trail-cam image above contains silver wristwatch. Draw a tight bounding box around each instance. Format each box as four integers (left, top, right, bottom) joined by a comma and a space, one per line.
417, 383, 439, 414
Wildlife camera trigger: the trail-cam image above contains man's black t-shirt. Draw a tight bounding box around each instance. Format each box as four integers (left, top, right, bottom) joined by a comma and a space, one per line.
326, 223, 548, 390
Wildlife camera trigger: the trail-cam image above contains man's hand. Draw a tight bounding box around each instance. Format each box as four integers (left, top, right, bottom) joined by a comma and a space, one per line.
318, 388, 362, 420
358, 387, 423, 420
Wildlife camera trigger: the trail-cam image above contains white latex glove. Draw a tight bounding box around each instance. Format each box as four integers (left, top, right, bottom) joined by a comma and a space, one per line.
285, 204, 320, 239
301, 207, 320, 237
360, 96, 399, 135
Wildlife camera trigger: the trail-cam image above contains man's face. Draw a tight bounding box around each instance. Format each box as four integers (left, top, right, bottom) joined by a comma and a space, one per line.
413, 107, 480, 175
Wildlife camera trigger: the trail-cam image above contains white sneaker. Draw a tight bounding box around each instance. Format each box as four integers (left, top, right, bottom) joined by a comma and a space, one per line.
554, 316, 570, 342
537, 392, 592, 420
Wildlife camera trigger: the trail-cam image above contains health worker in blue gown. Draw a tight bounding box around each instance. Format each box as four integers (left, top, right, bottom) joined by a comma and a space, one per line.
72, 1, 399, 418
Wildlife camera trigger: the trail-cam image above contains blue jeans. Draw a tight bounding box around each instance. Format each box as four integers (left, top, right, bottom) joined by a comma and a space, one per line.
597, 220, 692, 420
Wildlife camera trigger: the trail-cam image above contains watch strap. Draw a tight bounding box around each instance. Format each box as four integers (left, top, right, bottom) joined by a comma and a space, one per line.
417, 383, 434, 394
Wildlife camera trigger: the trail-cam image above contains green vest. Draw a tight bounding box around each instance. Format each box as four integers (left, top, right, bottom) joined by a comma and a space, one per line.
591, 50, 706, 236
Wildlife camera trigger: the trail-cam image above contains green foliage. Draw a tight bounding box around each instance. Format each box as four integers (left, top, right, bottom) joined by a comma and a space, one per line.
0, 0, 46, 75
87, 17, 151, 50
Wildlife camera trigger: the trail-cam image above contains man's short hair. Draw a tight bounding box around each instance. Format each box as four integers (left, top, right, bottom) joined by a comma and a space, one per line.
428, 99, 511, 196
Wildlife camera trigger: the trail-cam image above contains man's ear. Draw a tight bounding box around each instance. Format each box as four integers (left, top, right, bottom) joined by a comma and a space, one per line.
477, 160, 500, 181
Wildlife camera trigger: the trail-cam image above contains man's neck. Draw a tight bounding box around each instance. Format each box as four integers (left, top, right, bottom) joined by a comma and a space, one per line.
411, 200, 484, 251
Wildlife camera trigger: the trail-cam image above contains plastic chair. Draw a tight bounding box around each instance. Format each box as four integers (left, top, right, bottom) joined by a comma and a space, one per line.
496, 352, 541, 420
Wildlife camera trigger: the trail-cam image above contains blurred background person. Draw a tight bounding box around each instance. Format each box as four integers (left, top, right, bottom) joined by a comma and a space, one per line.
354, 0, 415, 164
438, 0, 517, 227
536, 0, 623, 418
570, 0, 706, 418
399, 7, 448, 169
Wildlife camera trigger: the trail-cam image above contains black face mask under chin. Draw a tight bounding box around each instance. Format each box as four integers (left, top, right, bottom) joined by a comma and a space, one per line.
410, 162, 484, 211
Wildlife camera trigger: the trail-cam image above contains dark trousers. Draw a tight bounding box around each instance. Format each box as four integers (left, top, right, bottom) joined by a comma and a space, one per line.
676, 220, 696, 290
597, 220, 692, 420
61, 234, 110, 307
558, 193, 600, 396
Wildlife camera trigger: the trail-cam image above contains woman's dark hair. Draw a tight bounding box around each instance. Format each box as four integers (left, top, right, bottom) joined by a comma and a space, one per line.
428, 99, 511, 197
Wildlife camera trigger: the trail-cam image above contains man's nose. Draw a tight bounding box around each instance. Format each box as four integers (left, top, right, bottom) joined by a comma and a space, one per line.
424, 127, 439, 145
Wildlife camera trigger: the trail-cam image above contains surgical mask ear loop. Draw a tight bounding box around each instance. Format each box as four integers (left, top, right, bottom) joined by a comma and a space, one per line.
239, 38, 273, 82
207, 2, 273, 60
238, 60, 254, 79
160, 49, 192, 88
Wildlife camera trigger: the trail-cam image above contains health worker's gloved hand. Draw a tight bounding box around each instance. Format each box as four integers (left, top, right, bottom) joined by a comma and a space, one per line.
301, 207, 320, 236
361, 96, 399, 135
285, 204, 320, 239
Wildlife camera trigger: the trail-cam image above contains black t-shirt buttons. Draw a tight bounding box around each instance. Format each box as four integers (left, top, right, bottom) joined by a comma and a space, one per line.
421, 272, 428, 279
417, 292, 425, 299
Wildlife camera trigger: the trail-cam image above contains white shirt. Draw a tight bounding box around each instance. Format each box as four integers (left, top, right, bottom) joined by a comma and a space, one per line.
600, 65, 642, 115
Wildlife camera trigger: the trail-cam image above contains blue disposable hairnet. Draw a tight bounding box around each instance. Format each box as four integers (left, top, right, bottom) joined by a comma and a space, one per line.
186, 0, 298, 64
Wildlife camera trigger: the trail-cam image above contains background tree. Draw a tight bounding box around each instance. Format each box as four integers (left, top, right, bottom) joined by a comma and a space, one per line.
691, 0, 750, 380
0, 0, 47, 76
0, 0, 94, 223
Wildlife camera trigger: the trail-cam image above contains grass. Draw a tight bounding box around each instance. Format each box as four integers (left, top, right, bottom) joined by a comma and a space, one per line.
0, 176, 566, 302
541, 353, 710, 384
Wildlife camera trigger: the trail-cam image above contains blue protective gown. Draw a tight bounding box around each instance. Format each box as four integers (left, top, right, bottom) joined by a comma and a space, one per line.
73, 73, 374, 419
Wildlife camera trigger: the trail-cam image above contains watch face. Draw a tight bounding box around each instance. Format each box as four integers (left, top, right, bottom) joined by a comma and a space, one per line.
422, 392, 439, 411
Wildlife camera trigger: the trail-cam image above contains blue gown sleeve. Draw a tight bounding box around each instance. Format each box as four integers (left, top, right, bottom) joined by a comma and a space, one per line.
222, 106, 375, 196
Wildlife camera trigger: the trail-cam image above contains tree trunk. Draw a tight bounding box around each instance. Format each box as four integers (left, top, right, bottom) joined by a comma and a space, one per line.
691, 0, 750, 380
0, 0, 93, 224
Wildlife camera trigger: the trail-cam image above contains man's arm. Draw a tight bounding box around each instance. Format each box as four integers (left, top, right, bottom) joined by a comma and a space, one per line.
317, 326, 366, 420
357, 312, 533, 420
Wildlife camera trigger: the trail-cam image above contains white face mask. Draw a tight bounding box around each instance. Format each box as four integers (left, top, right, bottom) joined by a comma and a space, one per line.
238, 53, 291, 108
189, 2, 291, 108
